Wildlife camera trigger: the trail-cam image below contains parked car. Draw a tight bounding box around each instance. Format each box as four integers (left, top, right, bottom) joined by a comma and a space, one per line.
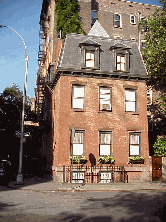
0, 159, 12, 186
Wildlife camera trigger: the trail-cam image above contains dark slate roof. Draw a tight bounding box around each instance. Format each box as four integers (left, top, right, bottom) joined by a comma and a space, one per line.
58, 33, 148, 79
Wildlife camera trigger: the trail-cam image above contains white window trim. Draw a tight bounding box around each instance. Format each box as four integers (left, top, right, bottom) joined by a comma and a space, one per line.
99, 87, 112, 111
125, 89, 136, 112
72, 130, 84, 156
99, 131, 112, 156
114, 13, 122, 28
129, 132, 141, 156
72, 85, 85, 110
130, 15, 136, 25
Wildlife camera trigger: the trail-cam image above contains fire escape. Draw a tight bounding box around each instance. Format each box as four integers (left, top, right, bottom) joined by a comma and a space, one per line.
36, 25, 47, 121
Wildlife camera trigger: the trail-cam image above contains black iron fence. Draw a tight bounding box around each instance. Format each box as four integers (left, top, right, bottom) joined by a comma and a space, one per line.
64, 165, 128, 184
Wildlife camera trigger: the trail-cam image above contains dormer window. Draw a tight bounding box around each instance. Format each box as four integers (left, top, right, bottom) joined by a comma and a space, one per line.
79, 39, 101, 69
110, 43, 131, 72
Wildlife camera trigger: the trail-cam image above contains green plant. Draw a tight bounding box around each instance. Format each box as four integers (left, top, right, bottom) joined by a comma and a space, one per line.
98, 156, 115, 164
128, 156, 144, 161
69, 155, 88, 164
153, 138, 166, 156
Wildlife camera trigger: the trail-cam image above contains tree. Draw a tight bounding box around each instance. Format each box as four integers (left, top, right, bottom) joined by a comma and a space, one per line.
55, 0, 84, 37
0, 84, 31, 130
141, 1, 166, 86
153, 138, 166, 156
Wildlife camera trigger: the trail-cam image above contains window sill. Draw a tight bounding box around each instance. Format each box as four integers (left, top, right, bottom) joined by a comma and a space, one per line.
98, 110, 112, 113
124, 112, 139, 115
72, 109, 85, 112
130, 23, 136, 25
114, 26, 122, 29
82, 67, 100, 70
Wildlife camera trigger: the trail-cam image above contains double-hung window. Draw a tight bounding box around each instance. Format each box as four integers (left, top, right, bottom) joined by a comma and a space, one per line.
99, 131, 112, 156
99, 87, 112, 111
114, 14, 121, 28
130, 15, 135, 24
86, 51, 95, 68
125, 89, 136, 112
72, 131, 84, 156
116, 54, 125, 71
72, 85, 85, 109
129, 133, 140, 156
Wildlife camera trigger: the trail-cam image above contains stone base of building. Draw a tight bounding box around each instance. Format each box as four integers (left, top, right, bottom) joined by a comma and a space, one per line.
52, 164, 152, 183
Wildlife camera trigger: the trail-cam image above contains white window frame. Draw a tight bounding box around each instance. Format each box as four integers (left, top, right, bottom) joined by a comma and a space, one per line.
116, 54, 125, 71
114, 13, 122, 28
125, 89, 136, 112
85, 51, 95, 68
130, 15, 136, 24
99, 131, 112, 156
129, 132, 141, 156
72, 130, 84, 156
99, 87, 112, 111
72, 85, 85, 110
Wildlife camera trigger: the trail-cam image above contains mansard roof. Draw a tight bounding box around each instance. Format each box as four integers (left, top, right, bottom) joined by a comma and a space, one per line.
58, 33, 148, 80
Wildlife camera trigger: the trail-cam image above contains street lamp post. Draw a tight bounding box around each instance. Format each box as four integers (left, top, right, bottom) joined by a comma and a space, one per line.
0, 25, 28, 183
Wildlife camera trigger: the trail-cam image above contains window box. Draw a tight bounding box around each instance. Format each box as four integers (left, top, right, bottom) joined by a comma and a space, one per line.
128, 156, 144, 164
98, 156, 115, 164
69, 156, 88, 164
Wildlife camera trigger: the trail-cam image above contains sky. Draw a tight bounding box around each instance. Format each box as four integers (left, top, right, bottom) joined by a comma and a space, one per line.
0, 0, 162, 98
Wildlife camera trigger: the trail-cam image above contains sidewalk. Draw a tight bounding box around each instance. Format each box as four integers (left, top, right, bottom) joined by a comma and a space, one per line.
7, 178, 166, 192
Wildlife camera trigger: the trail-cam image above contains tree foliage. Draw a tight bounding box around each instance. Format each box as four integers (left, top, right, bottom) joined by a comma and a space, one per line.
141, 1, 166, 85
153, 138, 166, 156
55, 0, 84, 37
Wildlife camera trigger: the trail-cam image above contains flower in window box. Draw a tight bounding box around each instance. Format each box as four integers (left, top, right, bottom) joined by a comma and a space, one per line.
69, 156, 88, 164
128, 156, 144, 164
98, 156, 115, 164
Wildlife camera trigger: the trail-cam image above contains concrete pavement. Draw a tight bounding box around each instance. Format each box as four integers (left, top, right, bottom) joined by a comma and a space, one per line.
5, 178, 166, 192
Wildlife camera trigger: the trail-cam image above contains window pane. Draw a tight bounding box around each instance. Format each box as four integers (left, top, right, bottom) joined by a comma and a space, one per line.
121, 56, 125, 63
100, 133, 111, 144
73, 98, 84, 109
117, 64, 121, 70
130, 145, 139, 155
126, 102, 135, 111
130, 134, 139, 144
100, 88, 110, 94
92, 10, 98, 18
86, 60, 94, 68
91, 53, 94, 60
125, 90, 136, 101
86, 52, 91, 60
100, 145, 110, 155
74, 133, 83, 143
115, 21, 120, 27
73, 87, 84, 97
121, 63, 125, 71
115, 14, 120, 21
117, 56, 121, 63
73, 144, 83, 155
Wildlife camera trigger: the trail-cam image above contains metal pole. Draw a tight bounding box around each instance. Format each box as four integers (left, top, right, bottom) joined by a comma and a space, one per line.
0, 25, 28, 183
71, 127, 75, 184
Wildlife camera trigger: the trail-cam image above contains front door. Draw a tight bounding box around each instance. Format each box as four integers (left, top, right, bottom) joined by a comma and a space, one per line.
152, 156, 162, 181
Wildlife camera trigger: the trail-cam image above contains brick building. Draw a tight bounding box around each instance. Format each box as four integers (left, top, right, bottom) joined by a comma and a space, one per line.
36, 0, 160, 181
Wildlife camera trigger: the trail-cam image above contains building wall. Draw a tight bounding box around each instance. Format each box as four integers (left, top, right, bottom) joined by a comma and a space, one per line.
79, 0, 159, 42
52, 75, 150, 181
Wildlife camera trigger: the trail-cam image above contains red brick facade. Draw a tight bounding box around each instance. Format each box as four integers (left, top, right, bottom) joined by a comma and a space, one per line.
52, 75, 150, 182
